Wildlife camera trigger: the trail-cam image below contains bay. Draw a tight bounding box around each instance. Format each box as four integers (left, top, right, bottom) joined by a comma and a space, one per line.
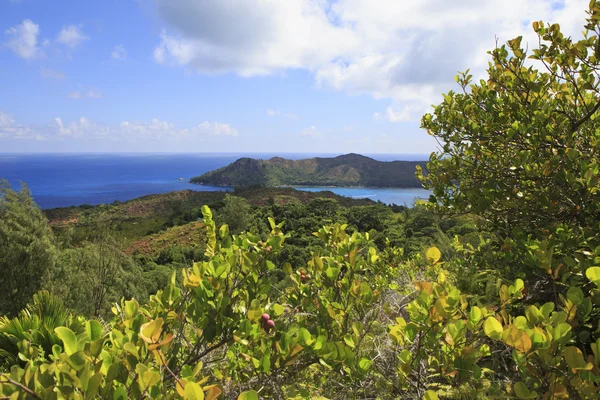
0, 153, 431, 209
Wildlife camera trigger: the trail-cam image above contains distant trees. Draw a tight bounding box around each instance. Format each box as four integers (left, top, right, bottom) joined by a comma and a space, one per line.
0, 181, 58, 316
215, 194, 253, 234
53, 233, 147, 318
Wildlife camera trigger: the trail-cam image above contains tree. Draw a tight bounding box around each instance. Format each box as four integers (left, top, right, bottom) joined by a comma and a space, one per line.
0, 181, 58, 316
53, 232, 147, 318
215, 194, 253, 234
420, 6, 600, 236
409, 4, 600, 398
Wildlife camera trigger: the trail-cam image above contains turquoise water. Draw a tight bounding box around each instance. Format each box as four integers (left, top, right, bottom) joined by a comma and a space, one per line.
294, 186, 431, 206
0, 153, 431, 209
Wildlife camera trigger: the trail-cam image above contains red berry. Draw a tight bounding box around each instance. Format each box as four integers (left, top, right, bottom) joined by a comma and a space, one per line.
261, 313, 270, 322
266, 320, 275, 329
301, 274, 306, 280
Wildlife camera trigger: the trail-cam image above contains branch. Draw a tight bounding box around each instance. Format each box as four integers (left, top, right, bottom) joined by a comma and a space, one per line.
0, 374, 42, 400
571, 97, 600, 132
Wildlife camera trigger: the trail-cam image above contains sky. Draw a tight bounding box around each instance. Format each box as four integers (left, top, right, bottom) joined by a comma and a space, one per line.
0, 0, 591, 154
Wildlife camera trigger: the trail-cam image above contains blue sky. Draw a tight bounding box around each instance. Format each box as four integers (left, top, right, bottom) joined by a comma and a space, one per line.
0, 0, 588, 153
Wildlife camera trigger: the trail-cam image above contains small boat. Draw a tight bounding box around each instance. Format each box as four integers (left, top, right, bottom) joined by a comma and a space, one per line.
177, 178, 186, 182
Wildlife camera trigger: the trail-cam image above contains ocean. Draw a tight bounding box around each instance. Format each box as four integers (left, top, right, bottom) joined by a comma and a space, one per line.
0, 153, 432, 209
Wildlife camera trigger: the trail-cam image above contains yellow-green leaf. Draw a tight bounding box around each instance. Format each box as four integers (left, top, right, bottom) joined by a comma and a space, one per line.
54, 327, 78, 356
514, 382, 537, 399
247, 299, 262, 320
586, 267, 600, 286
184, 381, 205, 400
484, 317, 503, 340
423, 390, 439, 400
425, 247, 441, 263
238, 391, 259, 400
563, 346, 593, 370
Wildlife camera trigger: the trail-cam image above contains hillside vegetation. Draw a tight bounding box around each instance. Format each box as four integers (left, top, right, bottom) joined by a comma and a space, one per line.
190, 153, 426, 188
2, 4, 600, 399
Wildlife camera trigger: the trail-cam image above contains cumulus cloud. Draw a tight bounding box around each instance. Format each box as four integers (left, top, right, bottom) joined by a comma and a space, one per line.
193, 121, 238, 136
55, 116, 111, 138
68, 90, 103, 100
56, 25, 88, 49
301, 126, 321, 137
153, 0, 356, 75
119, 120, 238, 140
266, 108, 299, 120
0, 111, 43, 140
111, 44, 127, 59
153, 0, 590, 121
1, 111, 239, 142
4, 19, 41, 59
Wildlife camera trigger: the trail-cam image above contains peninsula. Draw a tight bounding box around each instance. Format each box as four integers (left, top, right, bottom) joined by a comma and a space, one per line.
190, 153, 426, 188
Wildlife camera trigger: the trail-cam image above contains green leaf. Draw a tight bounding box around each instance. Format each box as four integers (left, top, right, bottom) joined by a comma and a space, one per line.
86, 320, 103, 341
238, 390, 259, 400
272, 303, 284, 317
298, 328, 313, 346
567, 287, 584, 305
247, 299, 262, 320
469, 306, 482, 323
564, 346, 593, 370
425, 247, 441, 263
54, 327, 78, 356
423, 390, 439, 400
184, 381, 205, 400
483, 317, 503, 340
586, 267, 600, 286
514, 382, 537, 399
358, 358, 373, 371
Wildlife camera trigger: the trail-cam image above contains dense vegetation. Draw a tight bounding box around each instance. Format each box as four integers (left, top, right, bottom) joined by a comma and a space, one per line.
190, 153, 425, 188
2, 3, 600, 398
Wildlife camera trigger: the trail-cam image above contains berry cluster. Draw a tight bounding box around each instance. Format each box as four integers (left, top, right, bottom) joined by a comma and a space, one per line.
261, 313, 275, 332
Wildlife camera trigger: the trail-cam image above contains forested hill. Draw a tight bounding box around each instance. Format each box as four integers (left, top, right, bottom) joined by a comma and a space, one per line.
190, 153, 426, 188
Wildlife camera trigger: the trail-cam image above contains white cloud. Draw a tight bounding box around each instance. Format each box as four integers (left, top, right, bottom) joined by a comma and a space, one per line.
374, 105, 426, 122
193, 121, 238, 136
40, 67, 65, 80
68, 90, 103, 100
153, 0, 590, 121
301, 126, 321, 137
153, 0, 356, 75
55, 116, 111, 138
111, 44, 127, 59
4, 19, 41, 59
56, 25, 88, 49
266, 108, 298, 120
1, 112, 239, 142
0, 111, 42, 140
118, 119, 238, 140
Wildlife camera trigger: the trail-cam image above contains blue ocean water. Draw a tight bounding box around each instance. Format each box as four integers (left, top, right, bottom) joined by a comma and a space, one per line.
0, 153, 431, 209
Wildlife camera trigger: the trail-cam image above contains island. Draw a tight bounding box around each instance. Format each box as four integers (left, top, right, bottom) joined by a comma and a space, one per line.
190, 153, 426, 188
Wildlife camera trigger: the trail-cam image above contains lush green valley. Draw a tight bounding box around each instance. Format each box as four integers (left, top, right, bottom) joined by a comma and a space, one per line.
2, 4, 600, 399
190, 153, 426, 188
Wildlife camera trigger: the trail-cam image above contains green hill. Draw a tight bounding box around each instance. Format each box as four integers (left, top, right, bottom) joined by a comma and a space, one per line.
190, 153, 426, 187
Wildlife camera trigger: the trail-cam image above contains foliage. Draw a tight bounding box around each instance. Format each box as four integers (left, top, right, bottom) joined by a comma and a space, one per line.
0, 206, 405, 399
0, 181, 59, 317
51, 233, 149, 319
215, 194, 253, 235
410, 2, 600, 398
419, 3, 600, 236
